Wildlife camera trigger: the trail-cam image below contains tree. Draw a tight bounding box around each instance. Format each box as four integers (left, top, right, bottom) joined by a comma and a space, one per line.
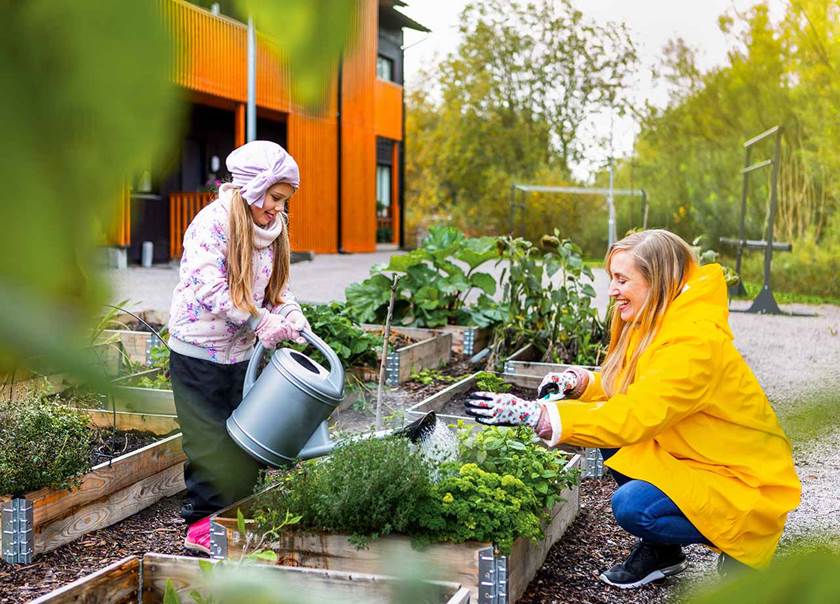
405, 0, 637, 244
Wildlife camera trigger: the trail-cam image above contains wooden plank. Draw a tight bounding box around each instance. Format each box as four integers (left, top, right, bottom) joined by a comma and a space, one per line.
29, 556, 140, 604
82, 410, 180, 436
395, 332, 452, 382
503, 361, 598, 379
438, 325, 491, 354
507, 455, 582, 602
101, 329, 153, 366
25, 433, 185, 528
110, 385, 176, 415
142, 553, 464, 603
35, 463, 185, 555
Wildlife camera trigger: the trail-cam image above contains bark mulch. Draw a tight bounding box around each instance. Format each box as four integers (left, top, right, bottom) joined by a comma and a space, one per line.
0, 495, 195, 604
520, 478, 717, 604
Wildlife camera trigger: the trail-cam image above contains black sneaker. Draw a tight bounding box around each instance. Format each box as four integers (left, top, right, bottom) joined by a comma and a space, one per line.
600, 540, 688, 589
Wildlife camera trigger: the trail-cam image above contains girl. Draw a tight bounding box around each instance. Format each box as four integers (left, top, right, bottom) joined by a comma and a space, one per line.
466, 229, 800, 587
167, 141, 310, 553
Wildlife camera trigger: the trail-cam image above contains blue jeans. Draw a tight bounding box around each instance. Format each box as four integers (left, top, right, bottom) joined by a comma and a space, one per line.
601, 448, 711, 546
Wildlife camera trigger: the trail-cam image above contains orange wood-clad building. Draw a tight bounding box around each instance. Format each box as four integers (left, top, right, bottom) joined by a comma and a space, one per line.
112, 0, 427, 263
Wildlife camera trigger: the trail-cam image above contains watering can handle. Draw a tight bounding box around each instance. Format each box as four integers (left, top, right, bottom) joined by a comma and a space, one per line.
243, 329, 345, 398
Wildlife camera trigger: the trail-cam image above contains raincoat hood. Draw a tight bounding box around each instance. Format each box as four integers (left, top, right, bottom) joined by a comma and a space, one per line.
667, 263, 732, 339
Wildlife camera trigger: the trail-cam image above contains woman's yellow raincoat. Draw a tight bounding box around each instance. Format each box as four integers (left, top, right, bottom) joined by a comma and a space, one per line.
552, 263, 801, 568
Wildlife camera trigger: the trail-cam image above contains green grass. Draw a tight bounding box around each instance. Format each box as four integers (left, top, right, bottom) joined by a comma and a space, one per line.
778, 392, 840, 447
734, 280, 840, 306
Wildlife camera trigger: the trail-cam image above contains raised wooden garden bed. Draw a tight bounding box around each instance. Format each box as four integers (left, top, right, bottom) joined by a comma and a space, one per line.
210, 454, 581, 603
503, 359, 598, 379
101, 328, 163, 367
0, 432, 185, 563
358, 325, 453, 386
406, 371, 542, 425
406, 372, 605, 480
31, 553, 470, 603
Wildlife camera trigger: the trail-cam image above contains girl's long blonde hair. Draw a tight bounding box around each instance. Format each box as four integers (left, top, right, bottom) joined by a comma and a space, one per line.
601, 229, 697, 396
227, 189, 290, 315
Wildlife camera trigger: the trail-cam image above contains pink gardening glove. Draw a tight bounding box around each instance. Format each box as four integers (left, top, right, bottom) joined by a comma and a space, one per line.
282, 308, 310, 345
255, 313, 297, 349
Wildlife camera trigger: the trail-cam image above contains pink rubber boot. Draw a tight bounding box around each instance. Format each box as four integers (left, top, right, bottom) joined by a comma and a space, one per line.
184, 517, 211, 554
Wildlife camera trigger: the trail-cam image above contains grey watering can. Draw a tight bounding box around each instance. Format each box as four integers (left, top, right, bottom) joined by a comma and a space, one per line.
226, 329, 345, 467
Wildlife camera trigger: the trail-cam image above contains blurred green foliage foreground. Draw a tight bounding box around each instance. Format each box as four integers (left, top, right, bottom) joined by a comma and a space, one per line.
0, 0, 358, 385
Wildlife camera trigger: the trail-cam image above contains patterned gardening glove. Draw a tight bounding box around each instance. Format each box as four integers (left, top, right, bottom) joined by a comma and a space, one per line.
255, 313, 297, 349
537, 368, 586, 401
283, 308, 311, 345
464, 392, 543, 428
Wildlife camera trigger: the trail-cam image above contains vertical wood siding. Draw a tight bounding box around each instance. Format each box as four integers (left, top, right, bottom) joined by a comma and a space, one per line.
169, 191, 215, 258
340, 0, 377, 252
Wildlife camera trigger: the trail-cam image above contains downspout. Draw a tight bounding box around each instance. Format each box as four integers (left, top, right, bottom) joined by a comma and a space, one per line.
398, 77, 406, 248
336, 59, 344, 253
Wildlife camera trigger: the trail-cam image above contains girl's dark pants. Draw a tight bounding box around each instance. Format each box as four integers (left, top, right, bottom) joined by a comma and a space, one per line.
170, 350, 265, 524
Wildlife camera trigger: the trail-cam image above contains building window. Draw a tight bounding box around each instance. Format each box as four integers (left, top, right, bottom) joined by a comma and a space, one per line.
376, 164, 393, 243
376, 55, 394, 82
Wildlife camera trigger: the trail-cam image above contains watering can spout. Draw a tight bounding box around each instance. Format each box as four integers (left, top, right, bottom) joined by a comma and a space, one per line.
297, 420, 336, 461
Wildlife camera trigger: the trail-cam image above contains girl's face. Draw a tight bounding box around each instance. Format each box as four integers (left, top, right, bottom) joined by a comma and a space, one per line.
608, 250, 650, 322
250, 182, 293, 227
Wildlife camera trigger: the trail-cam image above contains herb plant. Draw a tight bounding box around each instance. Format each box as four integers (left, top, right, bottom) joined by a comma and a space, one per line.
454, 423, 577, 513
0, 392, 92, 496
253, 436, 434, 548
473, 371, 511, 393
345, 226, 504, 328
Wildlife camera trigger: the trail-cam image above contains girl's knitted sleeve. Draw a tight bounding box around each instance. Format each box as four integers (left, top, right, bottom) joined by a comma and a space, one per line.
180, 211, 253, 324
269, 288, 303, 319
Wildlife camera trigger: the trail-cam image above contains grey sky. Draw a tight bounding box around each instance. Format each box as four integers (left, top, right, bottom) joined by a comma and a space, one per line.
398, 0, 786, 180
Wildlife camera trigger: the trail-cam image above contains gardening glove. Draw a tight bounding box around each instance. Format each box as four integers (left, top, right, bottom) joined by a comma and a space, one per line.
283, 307, 310, 345
254, 312, 297, 349
464, 392, 545, 429
537, 367, 589, 401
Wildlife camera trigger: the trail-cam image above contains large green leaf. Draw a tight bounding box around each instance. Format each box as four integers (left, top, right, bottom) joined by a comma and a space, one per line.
455, 236, 500, 270
469, 272, 497, 295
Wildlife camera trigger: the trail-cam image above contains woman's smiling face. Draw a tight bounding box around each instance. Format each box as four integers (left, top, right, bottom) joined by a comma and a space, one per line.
608, 250, 650, 322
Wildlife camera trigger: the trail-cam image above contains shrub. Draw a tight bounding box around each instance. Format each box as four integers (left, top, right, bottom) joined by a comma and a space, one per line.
0, 393, 92, 496
253, 437, 434, 547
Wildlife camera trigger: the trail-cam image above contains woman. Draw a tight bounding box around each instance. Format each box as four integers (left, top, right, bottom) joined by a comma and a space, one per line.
167, 141, 310, 553
466, 229, 800, 588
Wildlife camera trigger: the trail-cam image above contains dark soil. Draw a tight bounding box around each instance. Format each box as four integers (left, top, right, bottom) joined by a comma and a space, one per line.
520, 478, 717, 604
89, 428, 159, 467
366, 327, 417, 350
0, 494, 196, 604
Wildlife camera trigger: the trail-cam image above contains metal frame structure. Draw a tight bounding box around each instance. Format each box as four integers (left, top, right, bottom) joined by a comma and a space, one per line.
509, 184, 648, 248
720, 126, 793, 314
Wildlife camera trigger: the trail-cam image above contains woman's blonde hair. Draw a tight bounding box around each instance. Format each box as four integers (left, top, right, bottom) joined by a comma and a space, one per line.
227, 188, 290, 315
601, 229, 697, 396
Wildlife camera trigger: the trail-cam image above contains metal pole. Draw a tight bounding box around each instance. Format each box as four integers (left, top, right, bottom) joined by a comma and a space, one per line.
641, 190, 649, 229
734, 146, 751, 279
607, 159, 616, 247
246, 16, 257, 142
765, 128, 782, 288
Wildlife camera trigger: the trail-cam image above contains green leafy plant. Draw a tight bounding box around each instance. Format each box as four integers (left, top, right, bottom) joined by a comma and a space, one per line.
0, 392, 92, 496
345, 226, 503, 328
454, 423, 577, 513
409, 368, 465, 385
253, 436, 434, 548
487, 233, 607, 369
132, 329, 172, 389
473, 371, 511, 393
291, 303, 379, 369
416, 463, 542, 555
